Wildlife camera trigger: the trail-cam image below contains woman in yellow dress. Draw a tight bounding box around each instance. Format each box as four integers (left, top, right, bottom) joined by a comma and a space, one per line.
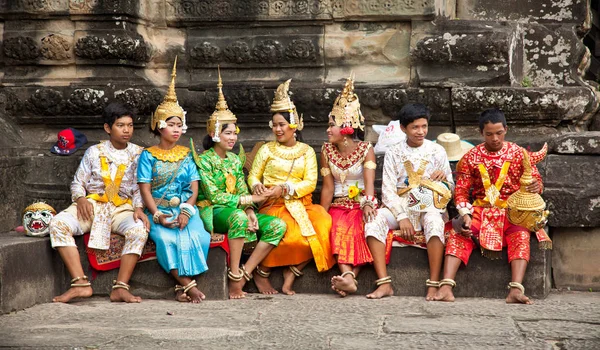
248, 79, 335, 295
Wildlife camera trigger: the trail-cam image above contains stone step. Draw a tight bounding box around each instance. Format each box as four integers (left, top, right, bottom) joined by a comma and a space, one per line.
1, 231, 550, 314
244, 237, 551, 299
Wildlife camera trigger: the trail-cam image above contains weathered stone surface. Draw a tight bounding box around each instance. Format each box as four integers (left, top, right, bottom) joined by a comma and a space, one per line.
166, 0, 435, 23
0, 158, 27, 230
75, 34, 152, 63
245, 237, 551, 299
543, 154, 600, 227
1, 292, 600, 348
0, 232, 66, 314
457, 0, 590, 24
523, 24, 586, 87
325, 22, 410, 84
550, 132, 600, 154
452, 87, 596, 127
552, 227, 600, 291
412, 20, 514, 86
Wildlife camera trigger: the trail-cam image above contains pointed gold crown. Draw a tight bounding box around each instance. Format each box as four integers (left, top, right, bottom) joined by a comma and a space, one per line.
23, 202, 56, 215
151, 57, 186, 131
270, 79, 303, 130
507, 147, 547, 211
329, 72, 365, 131
207, 67, 237, 136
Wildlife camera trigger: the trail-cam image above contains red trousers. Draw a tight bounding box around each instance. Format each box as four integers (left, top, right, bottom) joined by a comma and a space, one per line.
445, 207, 530, 265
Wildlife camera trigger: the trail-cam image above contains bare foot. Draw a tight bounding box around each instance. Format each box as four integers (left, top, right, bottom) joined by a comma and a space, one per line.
331, 275, 357, 297
228, 279, 246, 299
366, 283, 393, 299
175, 290, 190, 302
254, 274, 278, 295
425, 286, 438, 301
282, 267, 297, 295
433, 285, 455, 302
506, 288, 533, 305
110, 288, 142, 303
186, 287, 206, 303
52, 286, 93, 303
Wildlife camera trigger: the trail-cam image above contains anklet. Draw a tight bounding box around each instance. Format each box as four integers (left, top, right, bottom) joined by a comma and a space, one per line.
240, 265, 253, 282
341, 271, 358, 286
70, 275, 91, 287
375, 276, 392, 286
439, 278, 456, 288
174, 285, 184, 292
183, 280, 197, 294
507, 281, 525, 294
112, 280, 130, 291
426, 279, 440, 288
255, 266, 271, 278
289, 265, 304, 277
227, 268, 244, 282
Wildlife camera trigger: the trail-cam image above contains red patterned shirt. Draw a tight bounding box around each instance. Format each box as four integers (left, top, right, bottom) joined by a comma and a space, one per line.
455, 142, 543, 216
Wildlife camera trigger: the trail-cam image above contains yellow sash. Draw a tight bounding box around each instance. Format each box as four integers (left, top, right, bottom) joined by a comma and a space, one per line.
473, 161, 510, 208
87, 156, 131, 206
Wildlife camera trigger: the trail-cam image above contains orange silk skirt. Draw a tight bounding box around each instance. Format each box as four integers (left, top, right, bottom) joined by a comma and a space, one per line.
259, 195, 335, 272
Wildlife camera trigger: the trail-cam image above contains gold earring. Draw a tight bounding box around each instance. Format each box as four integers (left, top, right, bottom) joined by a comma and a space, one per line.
343, 137, 348, 147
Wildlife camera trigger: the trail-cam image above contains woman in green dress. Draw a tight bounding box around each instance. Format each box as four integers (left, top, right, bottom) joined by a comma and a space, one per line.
192, 70, 286, 299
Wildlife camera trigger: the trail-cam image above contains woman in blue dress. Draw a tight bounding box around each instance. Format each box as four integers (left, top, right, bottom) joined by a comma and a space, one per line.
138, 59, 211, 303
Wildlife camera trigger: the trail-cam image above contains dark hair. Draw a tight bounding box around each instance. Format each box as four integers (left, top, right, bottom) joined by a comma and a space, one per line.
479, 108, 507, 131
150, 116, 182, 136
202, 123, 234, 150
397, 103, 430, 127
103, 102, 136, 127
352, 128, 365, 141
273, 112, 303, 142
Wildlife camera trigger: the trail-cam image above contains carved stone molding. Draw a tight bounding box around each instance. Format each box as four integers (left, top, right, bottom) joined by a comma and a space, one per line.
40, 34, 72, 60
75, 35, 152, 63
166, 0, 434, 22
187, 26, 322, 68
4, 36, 40, 61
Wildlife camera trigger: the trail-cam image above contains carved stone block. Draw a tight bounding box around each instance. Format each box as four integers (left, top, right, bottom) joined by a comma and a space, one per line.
452, 87, 596, 127
411, 20, 514, 87
187, 26, 323, 68
324, 22, 410, 84
2, 20, 75, 65
331, 0, 435, 21
457, 0, 589, 25
523, 24, 585, 87
543, 154, 600, 227
550, 132, 600, 155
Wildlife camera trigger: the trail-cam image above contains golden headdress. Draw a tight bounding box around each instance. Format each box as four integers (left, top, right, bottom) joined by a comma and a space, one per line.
270, 79, 303, 130
151, 57, 187, 132
207, 67, 237, 142
22, 202, 56, 216
329, 73, 365, 133
507, 145, 550, 233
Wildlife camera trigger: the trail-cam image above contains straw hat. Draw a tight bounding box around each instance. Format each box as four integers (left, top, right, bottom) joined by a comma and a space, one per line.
435, 133, 474, 162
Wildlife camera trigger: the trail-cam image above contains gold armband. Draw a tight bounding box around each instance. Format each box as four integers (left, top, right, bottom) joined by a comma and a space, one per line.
364, 160, 377, 170
320, 167, 332, 177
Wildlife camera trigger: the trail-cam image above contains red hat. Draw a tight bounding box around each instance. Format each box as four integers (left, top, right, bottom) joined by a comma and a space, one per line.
51, 128, 88, 155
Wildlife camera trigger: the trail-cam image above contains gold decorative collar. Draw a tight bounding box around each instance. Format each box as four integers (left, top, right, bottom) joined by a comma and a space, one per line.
146, 145, 190, 162
267, 141, 310, 160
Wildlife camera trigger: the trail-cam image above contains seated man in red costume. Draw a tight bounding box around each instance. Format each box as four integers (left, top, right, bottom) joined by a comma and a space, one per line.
434, 108, 551, 304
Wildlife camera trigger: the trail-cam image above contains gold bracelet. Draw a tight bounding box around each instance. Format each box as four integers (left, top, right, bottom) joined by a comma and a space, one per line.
320, 167, 331, 177
364, 160, 377, 170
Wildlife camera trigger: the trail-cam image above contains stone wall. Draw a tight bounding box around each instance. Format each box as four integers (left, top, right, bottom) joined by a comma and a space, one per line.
0, 0, 598, 289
